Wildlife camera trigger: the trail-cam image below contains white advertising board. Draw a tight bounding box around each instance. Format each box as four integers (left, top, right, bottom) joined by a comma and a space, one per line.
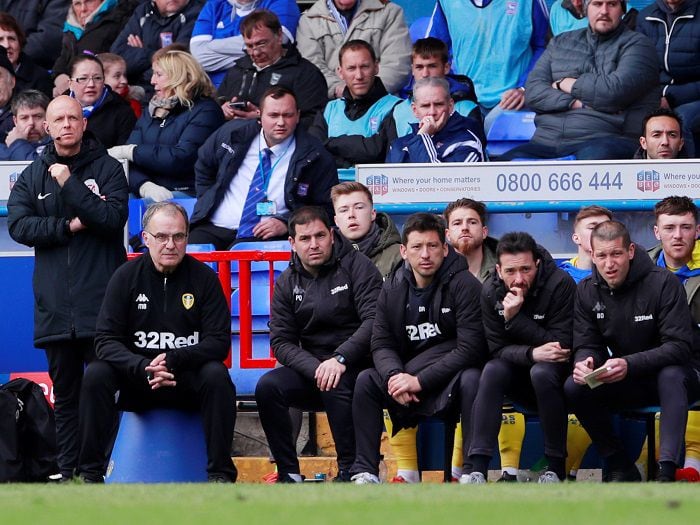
355, 160, 700, 204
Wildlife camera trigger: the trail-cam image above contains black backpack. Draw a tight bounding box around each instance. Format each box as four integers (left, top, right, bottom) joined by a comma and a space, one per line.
0, 378, 58, 482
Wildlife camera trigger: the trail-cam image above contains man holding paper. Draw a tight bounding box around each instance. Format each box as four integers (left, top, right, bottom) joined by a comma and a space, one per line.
566, 220, 700, 482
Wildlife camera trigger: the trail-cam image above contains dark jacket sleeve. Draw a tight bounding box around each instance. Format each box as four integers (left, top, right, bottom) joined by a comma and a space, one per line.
95, 265, 151, 379
165, 268, 232, 370
371, 283, 407, 385
7, 165, 71, 248
194, 129, 221, 199
269, 273, 322, 379
572, 282, 609, 366
323, 112, 398, 167
295, 63, 328, 128
525, 43, 576, 113
61, 158, 129, 237
334, 254, 382, 364
23, 0, 70, 69
416, 274, 485, 391
624, 274, 694, 376
111, 9, 153, 79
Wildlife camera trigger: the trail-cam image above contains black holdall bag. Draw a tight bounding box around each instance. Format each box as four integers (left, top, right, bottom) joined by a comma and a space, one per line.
0, 378, 58, 482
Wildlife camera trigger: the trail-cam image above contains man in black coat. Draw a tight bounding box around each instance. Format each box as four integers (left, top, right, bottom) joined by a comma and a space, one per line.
565, 220, 700, 482
76, 202, 237, 483
189, 86, 338, 250
7, 95, 128, 481
349, 213, 485, 484
463, 232, 576, 484
216, 9, 327, 129
256, 206, 383, 483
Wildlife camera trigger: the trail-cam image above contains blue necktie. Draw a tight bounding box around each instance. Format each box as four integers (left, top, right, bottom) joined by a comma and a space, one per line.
238, 148, 271, 238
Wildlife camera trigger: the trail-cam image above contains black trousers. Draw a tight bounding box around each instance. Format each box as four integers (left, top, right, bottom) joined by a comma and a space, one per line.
188, 222, 238, 251
351, 367, 482, 477
255, 366, 359, 476
44, 339, 96, 478
565, 364, 700, 465
77, 359, 237, 481
469, 359, 570, 466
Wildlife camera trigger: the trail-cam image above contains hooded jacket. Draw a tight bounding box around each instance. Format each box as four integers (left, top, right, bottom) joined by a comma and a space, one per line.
191, 118, 337, 228
637, 0, 700, 107
269, 234, 383, 379
216, 44, 327, 128
525, 23, 659, 148
371, 247, 486, 392
95, 253, 231, 379
481, 245, 576, 366
7, 135, 128, 346
574, 245, 695, 375
341, 212, 402, 279
111, 0, 205, 87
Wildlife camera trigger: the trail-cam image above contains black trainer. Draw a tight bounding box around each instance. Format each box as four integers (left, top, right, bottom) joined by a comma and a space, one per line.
332, 470, 352, 482
603, 464, 642, 482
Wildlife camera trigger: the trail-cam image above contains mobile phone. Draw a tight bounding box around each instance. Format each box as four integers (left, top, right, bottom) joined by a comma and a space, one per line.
228, 101, 248, 110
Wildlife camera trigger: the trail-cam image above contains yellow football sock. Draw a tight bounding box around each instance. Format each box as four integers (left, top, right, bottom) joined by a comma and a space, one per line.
684, 411, 700, 469
565, 414, 592, 475
498, 412, 525, 473
384, 410, 419, 472
452, 422, 463, 475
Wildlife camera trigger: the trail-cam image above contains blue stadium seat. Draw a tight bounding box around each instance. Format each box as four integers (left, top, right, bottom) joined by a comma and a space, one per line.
486, 111, 536, 158
230, 334, 274, 396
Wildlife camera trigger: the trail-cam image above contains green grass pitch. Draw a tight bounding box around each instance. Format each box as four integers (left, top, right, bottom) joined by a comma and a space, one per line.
1, 483, 699, 525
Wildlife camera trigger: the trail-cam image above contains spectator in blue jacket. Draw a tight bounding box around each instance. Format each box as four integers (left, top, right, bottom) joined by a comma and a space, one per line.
107, 48, 224, 200
637, 0, 700, 156
190, 0, 300, 87
111, 0, 205, 93
387, 77, 484, 164
0, 90, 51, 161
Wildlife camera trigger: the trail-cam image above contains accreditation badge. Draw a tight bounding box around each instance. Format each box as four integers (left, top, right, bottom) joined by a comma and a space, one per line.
256, 200, 276, 216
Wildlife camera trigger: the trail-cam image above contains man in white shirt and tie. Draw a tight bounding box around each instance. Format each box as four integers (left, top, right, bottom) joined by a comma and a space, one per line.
189, 86, 338, 249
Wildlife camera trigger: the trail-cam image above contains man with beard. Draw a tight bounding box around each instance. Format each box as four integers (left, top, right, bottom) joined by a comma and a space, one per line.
462, 232, 576, 483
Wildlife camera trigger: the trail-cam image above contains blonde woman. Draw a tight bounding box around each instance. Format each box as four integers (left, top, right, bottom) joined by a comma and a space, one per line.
108, 49, 225, 201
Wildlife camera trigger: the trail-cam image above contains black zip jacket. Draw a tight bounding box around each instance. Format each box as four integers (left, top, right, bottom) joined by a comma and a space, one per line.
95, 254, 231, 380
481, 245, 576, 366
7, 136, 128, 346
371, 246, 486, 393
269, 234, 382, 379
574, 245, 695, 376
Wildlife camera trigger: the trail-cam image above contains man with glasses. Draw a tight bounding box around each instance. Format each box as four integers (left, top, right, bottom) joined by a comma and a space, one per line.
215, 9, 327, 129
75, 201, 238, 483
7, 95, 128, 481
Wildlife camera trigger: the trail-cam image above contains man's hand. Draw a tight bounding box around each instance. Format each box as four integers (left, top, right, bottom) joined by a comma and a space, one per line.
417, 112, 448, 136
315, 358, 346, 391
387, 373, 421, 405
572, 357, 595, 385
5, 126, 22, 147
502, 287, 525, 321
69, 217, 86, 233
145, 352, 176, 390
595, 357, 628, 384
127, 34, 144, 48
53, 74, 70, 97
660, 96, 671, 109
499, 88, 525, 110
532, 342, 570, 363
221, 98, 261, 121
252, 217, 287, 240
49, 163, 71, 187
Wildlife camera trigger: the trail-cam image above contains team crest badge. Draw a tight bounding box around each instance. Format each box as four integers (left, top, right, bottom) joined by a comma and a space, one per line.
182, 293, 194, 310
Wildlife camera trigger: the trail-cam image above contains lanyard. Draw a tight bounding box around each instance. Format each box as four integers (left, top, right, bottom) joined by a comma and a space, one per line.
258, 137, 293, 197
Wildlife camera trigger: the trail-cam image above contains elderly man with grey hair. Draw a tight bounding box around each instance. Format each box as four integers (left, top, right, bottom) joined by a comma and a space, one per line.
386, 77, 485, 163
501, 0, 659, 161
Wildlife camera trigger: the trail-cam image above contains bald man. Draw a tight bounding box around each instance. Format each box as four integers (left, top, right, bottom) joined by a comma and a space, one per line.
7, 95, 129, 481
